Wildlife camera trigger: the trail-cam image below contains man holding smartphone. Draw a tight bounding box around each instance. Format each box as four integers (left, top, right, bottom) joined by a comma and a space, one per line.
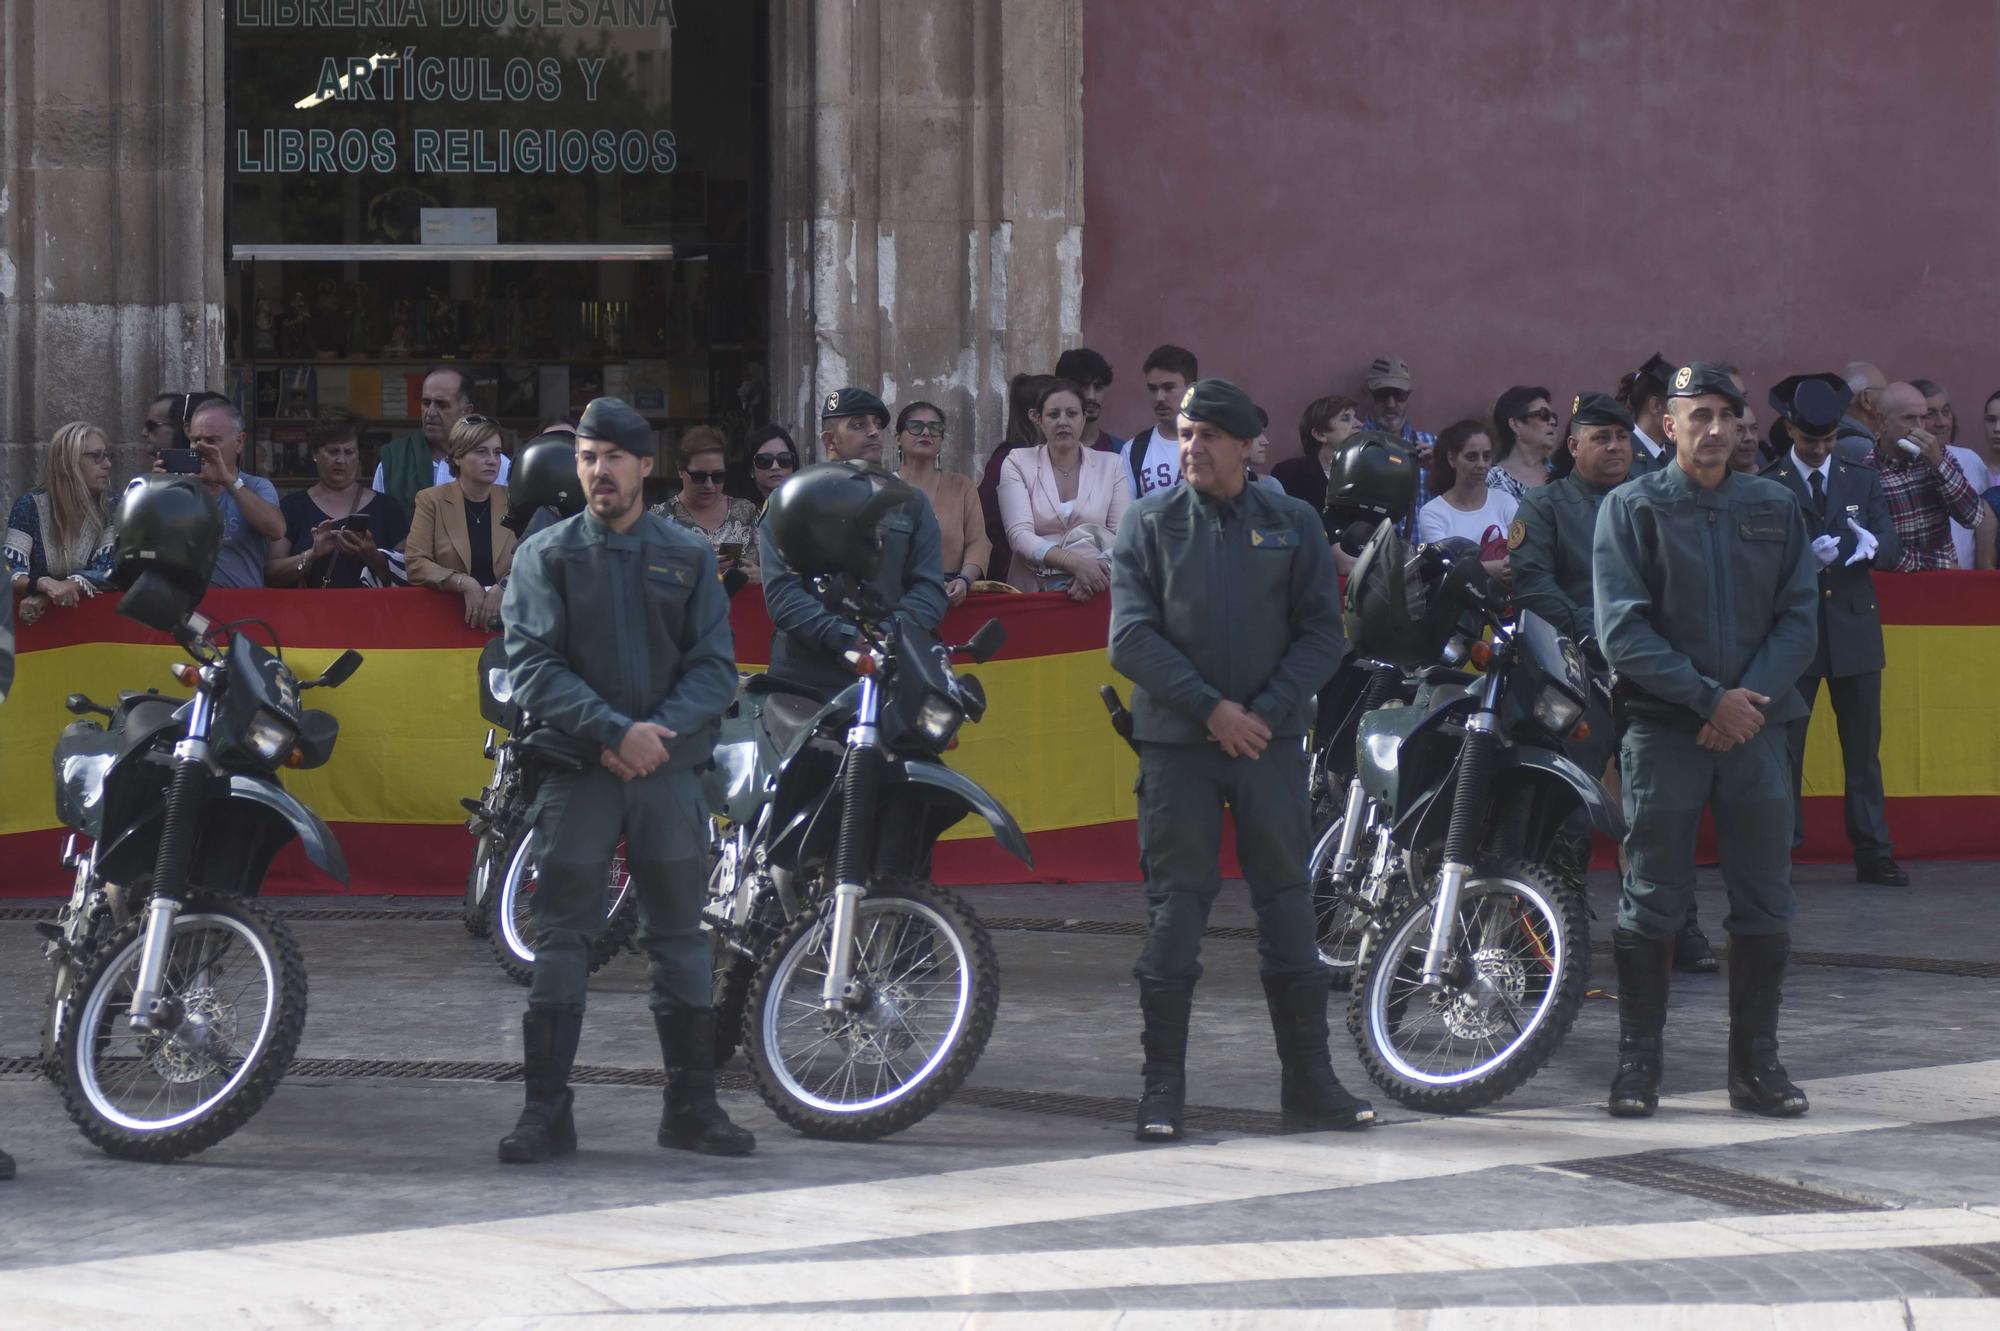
154, 400, 285, 588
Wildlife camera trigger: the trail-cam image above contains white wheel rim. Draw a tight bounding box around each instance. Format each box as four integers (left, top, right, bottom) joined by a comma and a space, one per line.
761, 896, 972, 1114
499, 833, 633, 967
1365, 875, 1567, 1087
75, 912, 281, 1132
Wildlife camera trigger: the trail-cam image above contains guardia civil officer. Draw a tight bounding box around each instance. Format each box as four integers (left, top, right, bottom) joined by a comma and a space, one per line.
1620, 353, 1679, 478
497, 397, 751, 1164
1512, 393, 1719, 973
1593, 364, 1819, 1120
1761, 373, 1905, 885
759, 387, 948, 693
1110, 377, 1374, 1141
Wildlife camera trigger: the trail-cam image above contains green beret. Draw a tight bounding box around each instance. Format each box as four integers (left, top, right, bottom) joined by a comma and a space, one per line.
1666, 362, 1747, 411
1568, 391, 1635, 432
1177, 377, 1261, 441
577, 397, 655, 458
819, 386, 890, 427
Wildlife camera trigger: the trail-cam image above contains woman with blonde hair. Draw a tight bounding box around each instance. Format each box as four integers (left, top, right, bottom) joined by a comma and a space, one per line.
6, 421, 117, 626
407, 414, 517, 628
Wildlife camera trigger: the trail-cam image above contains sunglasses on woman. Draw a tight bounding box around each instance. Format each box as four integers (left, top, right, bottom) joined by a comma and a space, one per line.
684, 468, 728, 485
901, 421, 946, 438
752, 452, 798, 470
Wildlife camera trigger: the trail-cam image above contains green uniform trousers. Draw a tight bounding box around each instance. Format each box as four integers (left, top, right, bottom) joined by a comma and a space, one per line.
525, 763, 710, 1012
1617, 718, 1795, 939
1134, 740, 1322, 984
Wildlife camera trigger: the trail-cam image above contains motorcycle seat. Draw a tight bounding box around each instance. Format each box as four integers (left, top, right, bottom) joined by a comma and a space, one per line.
758, 691, 823, 758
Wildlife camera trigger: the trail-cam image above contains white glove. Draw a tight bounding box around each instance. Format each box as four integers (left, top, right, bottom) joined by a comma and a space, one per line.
1811, 533, 1841, 568
1844, 518, 1878, 567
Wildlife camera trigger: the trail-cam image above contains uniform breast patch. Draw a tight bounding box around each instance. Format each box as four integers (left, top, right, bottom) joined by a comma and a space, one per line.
1738, 522, 1786, 541
648, 563, 692, 585
1507, 518, 1526, 550
1249, 525, 1298, 549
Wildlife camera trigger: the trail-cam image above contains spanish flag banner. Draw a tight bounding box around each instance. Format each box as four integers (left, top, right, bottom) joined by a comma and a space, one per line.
0, 577, 1993, 897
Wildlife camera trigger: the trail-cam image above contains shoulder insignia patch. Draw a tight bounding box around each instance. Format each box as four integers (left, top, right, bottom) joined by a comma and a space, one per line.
1507, 517, 1527, 550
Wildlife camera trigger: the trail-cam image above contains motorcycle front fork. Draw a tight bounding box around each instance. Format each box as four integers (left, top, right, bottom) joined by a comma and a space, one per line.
1420, 691, 1502, 990
129, 688, 214, 1033
822, 674, 882, 1011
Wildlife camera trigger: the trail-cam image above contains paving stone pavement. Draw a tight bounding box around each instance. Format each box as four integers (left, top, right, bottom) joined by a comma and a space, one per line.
0, 862, 1996, 1326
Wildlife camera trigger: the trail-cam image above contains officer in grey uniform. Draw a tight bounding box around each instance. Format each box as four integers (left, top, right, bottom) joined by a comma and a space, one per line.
497, 397, 752, 1164
1110, 377, 1374, 1142
1761, 373, 1905, 885
1593, 363, 1819, 1121
760, 387, 948, 693
1512, 392, 1719, 973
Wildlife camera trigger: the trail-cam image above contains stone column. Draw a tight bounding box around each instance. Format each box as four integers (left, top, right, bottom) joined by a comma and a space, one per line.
770, 0, 1083, 472
0, 0, 226, 500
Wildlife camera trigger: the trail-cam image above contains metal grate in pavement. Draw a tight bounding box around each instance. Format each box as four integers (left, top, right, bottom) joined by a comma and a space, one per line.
0, 1053, 1295, 1134
1556, 1151, 1893, 1214
1917, 1242, 2000, 1296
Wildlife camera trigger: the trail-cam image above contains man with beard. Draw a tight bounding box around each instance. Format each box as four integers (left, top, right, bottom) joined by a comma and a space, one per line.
1594, 364, 1818, 1121
1111, 377, 1373, 1142
1057, 347, 1124, 455
760, 387, 947, 693
496, 396, 750, 1164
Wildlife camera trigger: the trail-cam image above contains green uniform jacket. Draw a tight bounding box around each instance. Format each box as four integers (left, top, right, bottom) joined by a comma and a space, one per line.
1109, 481, 1344, 743
376, 431, 438, 526
1510, 471, 1616, 640
501, 510, 737, 768
1592, 462, 1819, 729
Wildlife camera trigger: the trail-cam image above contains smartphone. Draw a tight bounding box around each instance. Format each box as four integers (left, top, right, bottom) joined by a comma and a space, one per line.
331, 515, 373, 533
159, 448, 202, 474
718, 540, 747, 562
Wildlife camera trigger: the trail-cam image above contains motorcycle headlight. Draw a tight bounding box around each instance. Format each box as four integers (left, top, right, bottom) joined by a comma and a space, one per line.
1530, 683, 1584, 738
914, 691, 964, 749
244, 707, 299, 765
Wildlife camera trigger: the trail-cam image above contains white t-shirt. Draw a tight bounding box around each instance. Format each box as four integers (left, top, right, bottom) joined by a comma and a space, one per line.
1120, 426, 1181, 497
1946, 445, 1990, 568
1416, 490, 1519, 546
371, 452, 512, 494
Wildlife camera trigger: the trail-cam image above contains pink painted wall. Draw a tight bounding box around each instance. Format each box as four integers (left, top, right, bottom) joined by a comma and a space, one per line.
1082, 0, 2000, 459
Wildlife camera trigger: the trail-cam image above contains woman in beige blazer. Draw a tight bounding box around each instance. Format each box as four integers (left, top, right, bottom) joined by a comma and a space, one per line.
406, 415, 517, 627
996, 380, 1132, 598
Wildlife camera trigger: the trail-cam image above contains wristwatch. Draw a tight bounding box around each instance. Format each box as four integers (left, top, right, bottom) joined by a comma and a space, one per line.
229, 475, 247, 493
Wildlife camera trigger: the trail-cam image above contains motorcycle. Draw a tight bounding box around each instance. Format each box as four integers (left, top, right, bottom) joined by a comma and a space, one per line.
703, 584, 1025, 1140
461, 636, 635, 984
1334, 551, 1620, 1113
40, 610, 361, 1161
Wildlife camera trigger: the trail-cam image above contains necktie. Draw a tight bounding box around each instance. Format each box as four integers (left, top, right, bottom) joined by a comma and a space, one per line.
1808, 470, 1827, 522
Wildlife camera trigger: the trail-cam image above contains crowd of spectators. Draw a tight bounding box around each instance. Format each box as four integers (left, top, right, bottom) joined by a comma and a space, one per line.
6, 344, 1995, 642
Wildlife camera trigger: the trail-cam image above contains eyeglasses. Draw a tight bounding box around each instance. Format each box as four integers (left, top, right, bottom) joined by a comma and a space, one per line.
459, 415, 492, 427
1521, 408, 1559, 424
79, 449, 112, 463
1371, 388, 1409, 403
752, 452, 798, 470
684, 468, 727, 485
902, 421, 947, 438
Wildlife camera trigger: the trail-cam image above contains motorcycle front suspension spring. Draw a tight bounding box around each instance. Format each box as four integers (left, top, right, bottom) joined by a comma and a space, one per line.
1443, 727, 1496, 866
148, 758, 207, 903
832, 746, 884, 888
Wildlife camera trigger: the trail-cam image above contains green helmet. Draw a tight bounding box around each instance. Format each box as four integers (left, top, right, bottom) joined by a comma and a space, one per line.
761, 461, 920, 581
111, 476, 222, 631
501, 431, 583, 534
1324, 430, 1419, 535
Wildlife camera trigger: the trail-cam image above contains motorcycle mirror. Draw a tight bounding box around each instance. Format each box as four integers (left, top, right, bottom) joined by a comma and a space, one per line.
486, 666, 514, 705
961, 618, 1007, 663
306, 649, 364, 690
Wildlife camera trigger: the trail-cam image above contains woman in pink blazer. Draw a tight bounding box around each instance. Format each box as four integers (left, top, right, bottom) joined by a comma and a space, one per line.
996, 379, 1133, 599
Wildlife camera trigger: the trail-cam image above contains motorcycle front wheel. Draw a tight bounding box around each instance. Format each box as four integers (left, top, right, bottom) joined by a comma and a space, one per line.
1347, 859, 1589, 1114
58, 892, 307, 1162
743, 880, 999, 1140
488, 831, 636, 986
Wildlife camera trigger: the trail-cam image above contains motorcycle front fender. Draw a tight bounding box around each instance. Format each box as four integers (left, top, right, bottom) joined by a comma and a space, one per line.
1494, 745, 1626, 840
224, 775, 350, 884
897, 760, 1034, 868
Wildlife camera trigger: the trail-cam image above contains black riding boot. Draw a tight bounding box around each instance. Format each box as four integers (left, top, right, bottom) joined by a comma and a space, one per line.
656, 1006, 757, 1155
1135, 976, 1194, 1142
1262, 974, 1375, 1129
1608, 929, 1672, 1118
498, 1004, 581, 1163
1727, 933, 1809, 1117
1674, 901, 1719, 974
